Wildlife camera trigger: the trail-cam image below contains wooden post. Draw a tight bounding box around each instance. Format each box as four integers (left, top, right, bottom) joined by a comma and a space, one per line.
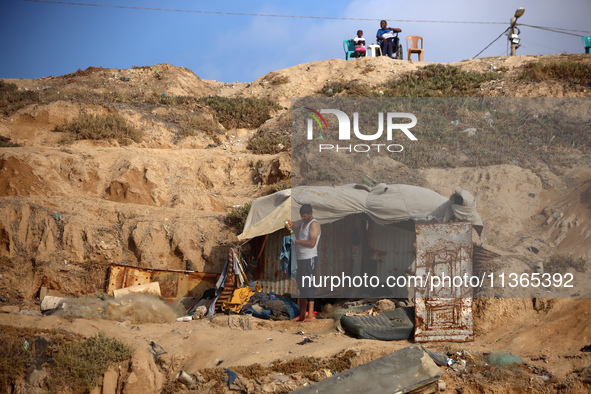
510, 17, 517, 56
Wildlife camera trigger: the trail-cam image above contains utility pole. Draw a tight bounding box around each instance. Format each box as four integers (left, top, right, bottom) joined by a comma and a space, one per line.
509, 7, 525, 56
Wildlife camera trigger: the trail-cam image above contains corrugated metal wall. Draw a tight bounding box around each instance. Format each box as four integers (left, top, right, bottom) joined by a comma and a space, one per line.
259, 229, 293, 295
254, 215, 416, 296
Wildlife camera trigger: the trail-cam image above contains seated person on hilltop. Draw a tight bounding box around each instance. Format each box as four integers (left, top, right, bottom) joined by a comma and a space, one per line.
354, 30, 366, 58
376, 20, 401, 58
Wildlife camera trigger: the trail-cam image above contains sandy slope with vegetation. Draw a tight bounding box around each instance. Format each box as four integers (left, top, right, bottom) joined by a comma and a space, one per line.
0, 53, 590, 393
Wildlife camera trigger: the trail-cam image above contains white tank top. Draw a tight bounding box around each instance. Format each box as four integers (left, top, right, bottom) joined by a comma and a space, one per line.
296, 219, 321, 260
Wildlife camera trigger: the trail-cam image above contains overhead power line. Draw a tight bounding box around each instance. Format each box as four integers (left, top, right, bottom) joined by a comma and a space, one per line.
519, 23, 591, 37
22, 0, 508, 24
472, 27, 510, 59
519, 39, 563, 53
519, 24, 591, 35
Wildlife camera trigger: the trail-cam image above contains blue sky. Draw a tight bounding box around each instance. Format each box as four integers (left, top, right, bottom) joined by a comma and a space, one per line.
1, 0, 590, 83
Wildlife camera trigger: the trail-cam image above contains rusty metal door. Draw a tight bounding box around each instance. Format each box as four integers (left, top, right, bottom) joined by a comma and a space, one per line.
414, 223, 473, 342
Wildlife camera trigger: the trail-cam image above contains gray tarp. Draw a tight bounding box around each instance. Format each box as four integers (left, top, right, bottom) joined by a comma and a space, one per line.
238, 183, 483, 241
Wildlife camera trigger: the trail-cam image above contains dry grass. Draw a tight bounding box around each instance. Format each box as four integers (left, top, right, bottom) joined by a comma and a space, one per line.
316, 65, 500, 98
380, 64, 500, 97
518, 60, 591, 85
247, 133, 290, 154
266, 73, 290, 86
54, 113, 143, 146
0, 80, 40, 115
0, 136, 21, 147
544, 253, 587, 274
317, 81, 373, 97
224, 202, 251, 233
0, 337, 29, 391
200, 96, 282, 130
171, 113, 223, 145
294, 95, 589, 170
47, 332, 134, 394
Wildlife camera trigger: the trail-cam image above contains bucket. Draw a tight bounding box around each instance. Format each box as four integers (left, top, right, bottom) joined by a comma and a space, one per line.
583, 36, 591, 53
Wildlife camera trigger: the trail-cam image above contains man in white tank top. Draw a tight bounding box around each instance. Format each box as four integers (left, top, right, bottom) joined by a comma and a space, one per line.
290, 204, 321, 322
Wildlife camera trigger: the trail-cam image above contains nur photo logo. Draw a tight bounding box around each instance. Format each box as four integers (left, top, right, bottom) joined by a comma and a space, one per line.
300, 105, 418, 153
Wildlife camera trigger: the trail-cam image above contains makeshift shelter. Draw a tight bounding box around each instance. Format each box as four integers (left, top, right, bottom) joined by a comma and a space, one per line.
238, 184, 483, 294
239, 183, 486, 342
239, 183, 482, 241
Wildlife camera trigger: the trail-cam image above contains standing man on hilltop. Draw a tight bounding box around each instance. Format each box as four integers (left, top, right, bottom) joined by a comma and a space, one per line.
290, 204, 321, 322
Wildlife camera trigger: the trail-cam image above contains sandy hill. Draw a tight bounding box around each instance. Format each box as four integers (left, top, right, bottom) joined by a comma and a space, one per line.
0, 54, 590, 393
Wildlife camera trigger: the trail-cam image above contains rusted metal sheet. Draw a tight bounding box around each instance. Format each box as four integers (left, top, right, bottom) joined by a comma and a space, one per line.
259, 230, 293, 295
472, 244, 501, 275
415, 298, 473, 342
107, 264, 218, 301
414, 223, 473, 342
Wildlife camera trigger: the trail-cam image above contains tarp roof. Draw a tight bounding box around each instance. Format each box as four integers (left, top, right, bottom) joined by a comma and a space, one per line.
238, 183, 483, 241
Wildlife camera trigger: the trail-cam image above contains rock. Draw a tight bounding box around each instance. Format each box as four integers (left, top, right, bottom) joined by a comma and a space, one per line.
256, 154, 291, 185
461, 128, 477, 137
0, 305, 19, 313
155, 354, 172, 371
194, 305, 207, 319
27, 369, 47, 387
19, 309, 42, 316
193, 370, 206, 384
374, 299, 396, 312
123, 352, 164, 394
102, 366, 119, 394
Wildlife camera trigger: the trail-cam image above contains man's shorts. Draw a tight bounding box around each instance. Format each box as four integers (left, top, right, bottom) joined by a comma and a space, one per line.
296, 257, 318, 300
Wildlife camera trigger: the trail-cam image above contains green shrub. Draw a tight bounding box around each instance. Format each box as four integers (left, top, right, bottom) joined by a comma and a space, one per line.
377, 98, 588, 169
315, 66, 498, 98
171, 113, 223, 144
381, 64, 500, 97
198, 96, 281, 129
0, 337, 29, 391
54, 113, 142, 145
518, 60, 591, 84
544, 253, 587, 274
0, 136, 21, 147
225, 203, 251, 233
48, 332, 134, 394
247, 133, 290, 154
266, 73, 290, 86
304, 170, 342, 185
0, 80, 40, 114
317, 81, 373, 97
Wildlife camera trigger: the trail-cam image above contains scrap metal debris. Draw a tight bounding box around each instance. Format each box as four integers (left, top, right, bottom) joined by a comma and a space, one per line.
297, 337, 314, 345
149, 341, 167, 358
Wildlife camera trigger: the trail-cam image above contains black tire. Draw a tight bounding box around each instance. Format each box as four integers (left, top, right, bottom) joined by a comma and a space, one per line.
396, 44, 403, 60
